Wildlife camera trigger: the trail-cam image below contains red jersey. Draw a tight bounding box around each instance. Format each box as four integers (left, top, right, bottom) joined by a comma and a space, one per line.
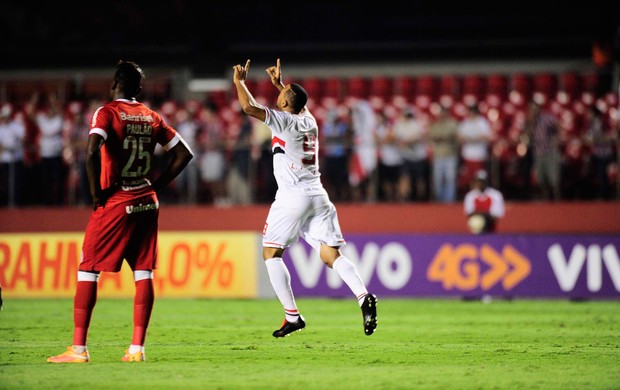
89, 99, 180, 191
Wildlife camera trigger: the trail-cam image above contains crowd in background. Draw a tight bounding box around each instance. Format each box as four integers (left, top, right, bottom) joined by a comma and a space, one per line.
0, 71, 618, 208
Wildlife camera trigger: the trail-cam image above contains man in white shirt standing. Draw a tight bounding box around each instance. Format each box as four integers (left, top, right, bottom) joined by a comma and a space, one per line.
457, 104, 493, 198
232, 58, 377, 337
0, 103, 26, 206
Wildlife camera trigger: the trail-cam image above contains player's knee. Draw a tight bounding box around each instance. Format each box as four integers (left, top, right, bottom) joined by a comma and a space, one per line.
263, 247, 284, 260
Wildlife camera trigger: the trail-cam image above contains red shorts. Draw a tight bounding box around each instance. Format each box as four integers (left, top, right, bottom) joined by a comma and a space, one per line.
80, 188, 159, 272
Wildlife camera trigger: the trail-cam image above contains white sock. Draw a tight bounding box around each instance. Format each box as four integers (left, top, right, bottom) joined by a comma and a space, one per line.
128, 344, 143, 354
332, 256, 368, 306
265, 258, 300, 322
72, 345, 87, 353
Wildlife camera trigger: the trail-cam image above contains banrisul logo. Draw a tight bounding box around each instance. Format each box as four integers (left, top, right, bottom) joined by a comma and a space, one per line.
126, 201, 159, 214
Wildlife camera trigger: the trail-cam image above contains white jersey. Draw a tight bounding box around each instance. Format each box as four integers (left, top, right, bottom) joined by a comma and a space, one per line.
264, 107, 327, 197
261, 106, 344, 251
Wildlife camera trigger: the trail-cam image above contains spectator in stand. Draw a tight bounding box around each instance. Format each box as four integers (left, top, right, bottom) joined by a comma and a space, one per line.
253, 120, 278, 203
198, 101, 228, 205
585, 106, 616, 200
321, 105, 353, 202
374, 110, 403, 202
348, 98, 378, 202
394, 107, 430, 202
428, 105, 459, 203
27, 92, 67, 205
63, 101, 92, 206
457, 104, 493, 199
464, 169, 505, 234
173, 107, 202, 203
523, 100, 562, 200
0, 103, 26, 206
226, 109, 254, 205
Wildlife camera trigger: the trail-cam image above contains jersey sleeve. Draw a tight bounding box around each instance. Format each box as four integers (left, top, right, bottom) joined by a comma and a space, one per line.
153, 112, 180, 150
264, 108, 290, 135
89, 105, 112, 139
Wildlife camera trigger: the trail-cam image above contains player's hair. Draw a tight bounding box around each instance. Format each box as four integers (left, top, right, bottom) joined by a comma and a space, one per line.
288, 83, 308, 113
114, 60, 145, 98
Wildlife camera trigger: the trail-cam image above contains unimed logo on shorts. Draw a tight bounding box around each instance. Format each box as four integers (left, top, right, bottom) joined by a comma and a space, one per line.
125, 201, 159, 214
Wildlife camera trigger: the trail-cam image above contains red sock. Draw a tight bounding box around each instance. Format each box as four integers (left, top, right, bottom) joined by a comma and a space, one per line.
132, 279, 154, 346
73, 281, 98, 346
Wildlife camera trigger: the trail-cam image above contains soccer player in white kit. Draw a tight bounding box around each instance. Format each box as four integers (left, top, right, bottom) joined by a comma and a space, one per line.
232, 58, 377, 337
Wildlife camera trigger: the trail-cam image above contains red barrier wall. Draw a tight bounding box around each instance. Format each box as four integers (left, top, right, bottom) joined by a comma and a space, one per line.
1, 202, 619, 233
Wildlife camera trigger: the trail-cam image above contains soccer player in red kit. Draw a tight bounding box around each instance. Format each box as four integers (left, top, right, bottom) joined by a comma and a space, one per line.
48, 60, 193, 363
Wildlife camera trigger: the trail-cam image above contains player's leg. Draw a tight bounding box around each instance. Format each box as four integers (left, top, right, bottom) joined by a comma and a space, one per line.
122, 270, 153, 362
122, 204, 158, 361
264, 246, 306, 337
319, 244, 378, 335
262, 197, 308, 337
307, 195, 378, 335
47, 270, 99, 363
48, 196, 129, 363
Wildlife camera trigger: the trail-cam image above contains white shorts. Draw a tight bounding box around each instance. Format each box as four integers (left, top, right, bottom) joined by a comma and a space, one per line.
262, 194, 346, 252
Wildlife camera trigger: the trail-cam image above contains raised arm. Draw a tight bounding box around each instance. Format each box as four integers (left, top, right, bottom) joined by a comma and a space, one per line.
266, 58, 285, 92
233, 59, 266, 122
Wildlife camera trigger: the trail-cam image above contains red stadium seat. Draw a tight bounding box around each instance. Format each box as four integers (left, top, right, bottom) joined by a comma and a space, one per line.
532, 73, 557, 101
558, 72, 581, 100
255, 78, 279, 103
415, 75, 438, 101
486, 74, 508, 100
393, 75, 416, 100
462, 74, 486, 101
439, 74, 462, 100
509, 73, 532, 99
582, 72, 599, 94
369, 76, 393, 101
82, 78, 112, 100
346, 76, 370, 99
301, 77, 324, 101
324, 77, 345, 100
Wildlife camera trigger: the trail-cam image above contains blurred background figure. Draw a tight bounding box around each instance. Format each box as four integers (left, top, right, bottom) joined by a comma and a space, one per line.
523, 100, 562, 201
457, 104, 493, 199
198, 101, 228, 205
429, 105, 459, 203
395, 106, 430, 202
63, 100, 92, 206
321, 105, 353, 202
584, 105, 617, 200
464, 169, 505, 234
26, 92, 67, 206
348, 98, 377, 202
173, 106, 202, 204
0, 103, 26, 207
226, 109, 254, 205
374, 109, 403, 202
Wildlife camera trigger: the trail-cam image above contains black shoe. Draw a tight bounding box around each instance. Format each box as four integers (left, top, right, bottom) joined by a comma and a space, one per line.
272, 315, 306, 338
361, 294, 377, 335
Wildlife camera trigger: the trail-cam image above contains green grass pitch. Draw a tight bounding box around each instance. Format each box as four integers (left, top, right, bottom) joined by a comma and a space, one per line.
1, 297, 619, 389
